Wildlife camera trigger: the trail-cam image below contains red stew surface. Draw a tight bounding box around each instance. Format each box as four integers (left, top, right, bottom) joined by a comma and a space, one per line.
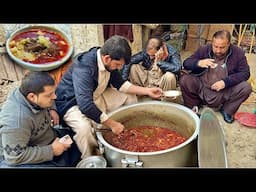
104, 126, 187, 152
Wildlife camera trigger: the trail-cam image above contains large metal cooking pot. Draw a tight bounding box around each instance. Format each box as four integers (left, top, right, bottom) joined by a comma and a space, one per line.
96, 101, 199, 168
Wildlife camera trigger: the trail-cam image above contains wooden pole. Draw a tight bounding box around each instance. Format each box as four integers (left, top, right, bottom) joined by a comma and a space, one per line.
247, 25, 256, 93
238, 24, 247, 47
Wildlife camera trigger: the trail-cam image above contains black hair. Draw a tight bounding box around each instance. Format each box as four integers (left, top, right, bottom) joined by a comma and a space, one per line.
19, 71, 55, 97
100, 35, 131, 64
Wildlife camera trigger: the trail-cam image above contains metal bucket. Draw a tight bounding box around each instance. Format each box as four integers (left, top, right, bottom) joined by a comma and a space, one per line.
96, 101, 199, 168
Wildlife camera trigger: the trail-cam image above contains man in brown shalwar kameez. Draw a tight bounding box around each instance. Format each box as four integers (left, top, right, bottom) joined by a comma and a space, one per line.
179, 30, 252, 123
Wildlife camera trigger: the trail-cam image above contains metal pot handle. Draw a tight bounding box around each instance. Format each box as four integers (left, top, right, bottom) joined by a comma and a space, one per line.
97, 140, 105, 155
121, 155, 143, 168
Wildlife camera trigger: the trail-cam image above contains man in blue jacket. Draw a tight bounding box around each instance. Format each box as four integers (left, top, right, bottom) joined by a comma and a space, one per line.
180, 30, 252, 123
55, 35, 163, 159
122, 36, 182, 91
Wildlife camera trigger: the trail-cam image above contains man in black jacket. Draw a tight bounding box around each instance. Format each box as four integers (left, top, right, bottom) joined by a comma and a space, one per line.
121, 36, 182, 91
55, 35, 163, 159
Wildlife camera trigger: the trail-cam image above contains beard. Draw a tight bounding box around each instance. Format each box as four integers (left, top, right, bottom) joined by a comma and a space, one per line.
105, 65, 113, 72
214, 52, 227, 60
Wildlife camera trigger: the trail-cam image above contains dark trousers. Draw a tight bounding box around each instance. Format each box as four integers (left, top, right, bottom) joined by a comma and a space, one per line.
180, 74, 252, 115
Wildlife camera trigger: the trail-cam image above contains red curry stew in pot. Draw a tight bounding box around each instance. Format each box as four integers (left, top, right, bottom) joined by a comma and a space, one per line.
104, 126, 187, 152
9, 28, 69, 64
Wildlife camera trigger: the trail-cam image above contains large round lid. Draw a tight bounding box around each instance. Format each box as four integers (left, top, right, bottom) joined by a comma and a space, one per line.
198, 107, 228, 168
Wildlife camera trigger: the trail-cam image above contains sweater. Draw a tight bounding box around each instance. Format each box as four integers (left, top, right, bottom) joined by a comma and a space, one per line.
0, 88, 55, 165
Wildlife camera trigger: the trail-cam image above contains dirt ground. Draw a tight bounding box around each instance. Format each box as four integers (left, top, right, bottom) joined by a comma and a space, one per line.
214, 97, 256, 167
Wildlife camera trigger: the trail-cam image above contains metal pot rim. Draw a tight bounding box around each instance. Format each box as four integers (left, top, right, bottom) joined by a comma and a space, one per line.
96, 101, 199, 156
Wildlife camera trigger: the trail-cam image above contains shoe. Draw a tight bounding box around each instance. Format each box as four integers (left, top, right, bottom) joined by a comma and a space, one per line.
220, 108, 234, 123
192, 106, 200, 118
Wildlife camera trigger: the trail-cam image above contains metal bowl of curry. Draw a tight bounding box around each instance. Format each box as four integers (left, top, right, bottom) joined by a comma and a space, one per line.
96, 101, 200, 168
6, 25, 74, 71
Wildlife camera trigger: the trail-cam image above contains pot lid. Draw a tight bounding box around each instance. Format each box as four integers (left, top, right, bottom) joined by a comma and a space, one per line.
198, 107, 228, 168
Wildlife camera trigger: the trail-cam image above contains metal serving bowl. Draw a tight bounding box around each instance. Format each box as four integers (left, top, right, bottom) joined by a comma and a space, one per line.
76, 156, 107, 168
6, 25, 74, 71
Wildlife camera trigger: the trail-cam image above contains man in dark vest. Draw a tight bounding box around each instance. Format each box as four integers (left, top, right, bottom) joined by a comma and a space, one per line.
180, 30, 252, 123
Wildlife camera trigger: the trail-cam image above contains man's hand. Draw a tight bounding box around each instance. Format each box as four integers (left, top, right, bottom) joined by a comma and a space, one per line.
51, 137, 71, 156
49, 109, 59, 126
154, 47, 164, 63
102, 118, 124, 134
198, 59, 217, 68
211, 80, 225, 91
147, 87, 163, 99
